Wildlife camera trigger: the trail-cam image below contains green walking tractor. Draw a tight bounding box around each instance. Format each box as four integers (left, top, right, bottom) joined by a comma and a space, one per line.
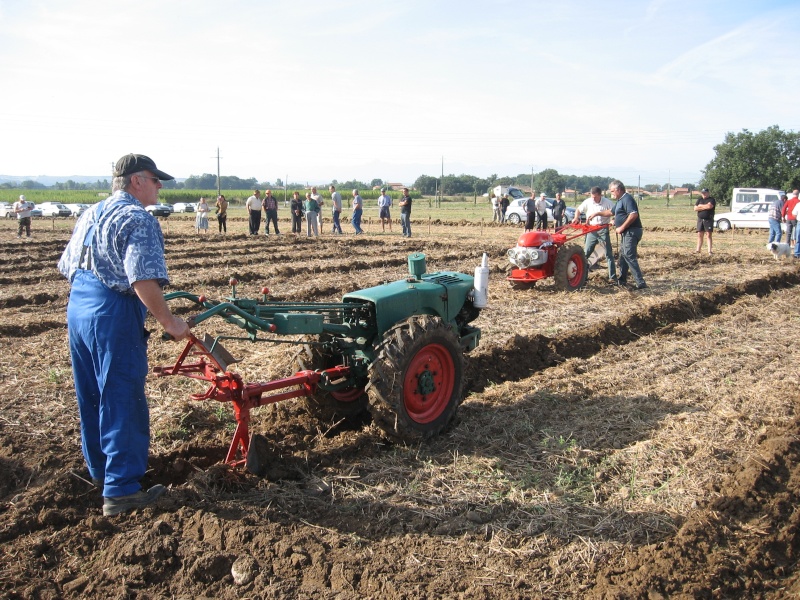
154, 252, 490, 475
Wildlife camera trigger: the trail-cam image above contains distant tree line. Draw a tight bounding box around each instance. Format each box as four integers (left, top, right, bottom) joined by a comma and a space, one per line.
0, 179, 112, 190
413, 170, 617, 197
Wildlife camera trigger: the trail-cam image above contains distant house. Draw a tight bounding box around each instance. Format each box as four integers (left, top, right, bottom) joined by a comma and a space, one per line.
385, 182, 404, 191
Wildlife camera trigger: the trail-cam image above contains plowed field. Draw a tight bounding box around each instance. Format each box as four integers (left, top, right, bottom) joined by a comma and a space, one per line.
2, 216, 799, 599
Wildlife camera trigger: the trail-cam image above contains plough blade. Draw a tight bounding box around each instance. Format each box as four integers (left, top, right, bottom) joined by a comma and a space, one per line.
195, 333, 239, 372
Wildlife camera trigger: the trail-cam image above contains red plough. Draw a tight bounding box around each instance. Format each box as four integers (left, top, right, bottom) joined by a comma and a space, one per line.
154, 333, 349, 470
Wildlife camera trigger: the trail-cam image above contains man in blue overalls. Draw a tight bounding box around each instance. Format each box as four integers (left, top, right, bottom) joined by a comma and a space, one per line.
58, 154, 190, 516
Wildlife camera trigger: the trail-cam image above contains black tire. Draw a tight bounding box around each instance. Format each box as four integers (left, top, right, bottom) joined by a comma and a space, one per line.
507, 213, 521, 225
716, 219, 730, 232
292, 335, 368, 421
366, 316, 464, 441
553, 244, 588, 291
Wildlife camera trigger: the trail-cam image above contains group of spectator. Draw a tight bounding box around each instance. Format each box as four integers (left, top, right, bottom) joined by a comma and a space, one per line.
769, 189, 800, 258
522, 192, 567, 232
241, 186, 414, 238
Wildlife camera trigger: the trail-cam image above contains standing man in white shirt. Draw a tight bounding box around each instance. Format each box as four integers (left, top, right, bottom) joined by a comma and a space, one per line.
13, 194, 34, 238
245, 189, 262, 235
377, 188, 393, 232
310, 186, 324, 233
573, 186, 618, 285
535, 193, 548, 231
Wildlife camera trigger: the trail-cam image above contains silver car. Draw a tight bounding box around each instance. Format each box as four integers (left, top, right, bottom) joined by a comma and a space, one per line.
39, 202, 73, 217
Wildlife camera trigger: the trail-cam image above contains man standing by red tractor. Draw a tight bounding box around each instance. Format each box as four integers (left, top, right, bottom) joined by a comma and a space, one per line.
609, 180, 647, 290
573, 186, 618, 285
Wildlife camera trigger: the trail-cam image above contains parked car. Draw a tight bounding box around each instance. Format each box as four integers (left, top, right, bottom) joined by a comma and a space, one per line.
39, 202, 73, 217
146, 203, 173, 217
714, 202, 775, 231
65, 203, 90, 217
173, 202, 195, 213
504, 198, 583, 225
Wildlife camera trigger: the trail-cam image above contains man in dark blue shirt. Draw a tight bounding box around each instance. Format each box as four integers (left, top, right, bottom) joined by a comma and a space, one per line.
610, 180, 647, 290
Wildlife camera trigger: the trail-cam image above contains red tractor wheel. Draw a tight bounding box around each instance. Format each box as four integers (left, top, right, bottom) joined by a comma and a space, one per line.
293, 335, 368, 421
367, 316, 465, 440
553, 244, 588, 291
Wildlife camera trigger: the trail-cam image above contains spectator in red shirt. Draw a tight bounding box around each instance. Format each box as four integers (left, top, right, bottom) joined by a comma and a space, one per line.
782, 190, 799, 246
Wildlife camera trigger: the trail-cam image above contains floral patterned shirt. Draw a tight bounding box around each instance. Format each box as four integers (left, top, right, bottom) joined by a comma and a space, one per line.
58, 190, 169, 294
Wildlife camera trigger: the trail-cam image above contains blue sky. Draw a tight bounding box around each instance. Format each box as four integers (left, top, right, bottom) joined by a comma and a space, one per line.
1, 0, 798, 186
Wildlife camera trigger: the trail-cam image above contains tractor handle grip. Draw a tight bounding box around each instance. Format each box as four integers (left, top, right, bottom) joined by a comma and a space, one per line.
161, 316, 197, 341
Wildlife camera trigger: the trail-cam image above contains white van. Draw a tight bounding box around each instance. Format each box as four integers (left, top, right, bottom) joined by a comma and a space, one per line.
731, 188, 785, 212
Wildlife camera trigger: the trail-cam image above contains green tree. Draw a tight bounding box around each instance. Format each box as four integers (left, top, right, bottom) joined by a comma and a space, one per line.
184, 173, 218, 189
413, 175, 438, 195
20, 179, 47, 189
370, 178, 383, 188
533, 168, 565, 196
701, 126, 800, 205
340, 179, 368, 191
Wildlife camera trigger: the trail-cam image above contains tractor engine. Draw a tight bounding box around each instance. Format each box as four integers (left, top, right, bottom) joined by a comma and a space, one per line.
507, 231, 558, 269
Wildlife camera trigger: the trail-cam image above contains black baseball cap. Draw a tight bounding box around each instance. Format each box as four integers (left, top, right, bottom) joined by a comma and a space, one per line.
701, 187, 709, 192
114, 154, 174, 180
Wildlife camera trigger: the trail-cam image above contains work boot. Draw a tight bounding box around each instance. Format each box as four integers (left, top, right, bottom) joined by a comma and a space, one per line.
103, 485, 167, 516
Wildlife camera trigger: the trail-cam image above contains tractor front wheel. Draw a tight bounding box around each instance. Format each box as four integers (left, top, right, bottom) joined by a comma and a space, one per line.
292, 335, 368, 421
367, 316, 465, 441
553, 244, 588, 291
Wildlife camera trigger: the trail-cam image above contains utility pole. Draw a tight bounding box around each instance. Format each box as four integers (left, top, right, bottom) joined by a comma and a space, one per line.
212, 147, 222, 197
440, 155, 444, 208
666, 170, 671, 207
